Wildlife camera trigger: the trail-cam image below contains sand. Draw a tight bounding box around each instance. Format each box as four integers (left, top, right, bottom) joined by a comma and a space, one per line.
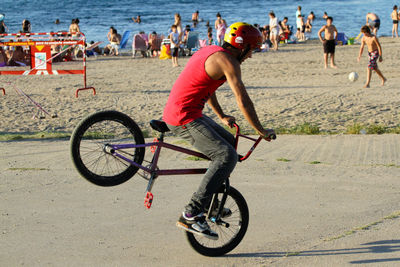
0, 37, 399, 134
1, 38, 400, 266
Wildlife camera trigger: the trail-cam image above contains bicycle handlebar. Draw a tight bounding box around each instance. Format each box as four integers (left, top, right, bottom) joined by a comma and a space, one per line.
232, 123, 276, 162
232, 123, 276, 140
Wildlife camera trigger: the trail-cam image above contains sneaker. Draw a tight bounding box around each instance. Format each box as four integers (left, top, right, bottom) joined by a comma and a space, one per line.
176, 212, 218, 240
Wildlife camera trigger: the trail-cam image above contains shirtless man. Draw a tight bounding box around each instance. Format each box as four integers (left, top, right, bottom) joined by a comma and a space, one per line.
318, 16, 338, 69
366, 13, 380, 35
357, 25, 386, 88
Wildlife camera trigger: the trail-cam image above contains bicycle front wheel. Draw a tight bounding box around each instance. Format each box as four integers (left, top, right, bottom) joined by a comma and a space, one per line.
186, 186, 249, 257
70, 110, 145, 186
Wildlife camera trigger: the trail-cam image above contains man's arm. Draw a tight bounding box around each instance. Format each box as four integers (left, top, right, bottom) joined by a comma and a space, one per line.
207, 92, 235, 126
318, 26, 325, 42
219, 54, 269, 136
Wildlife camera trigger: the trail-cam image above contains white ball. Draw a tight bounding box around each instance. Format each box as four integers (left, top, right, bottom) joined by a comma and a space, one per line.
348, 72, 358, 82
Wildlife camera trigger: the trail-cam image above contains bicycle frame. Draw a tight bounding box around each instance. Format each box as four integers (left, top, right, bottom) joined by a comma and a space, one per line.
106, 123, 264, 208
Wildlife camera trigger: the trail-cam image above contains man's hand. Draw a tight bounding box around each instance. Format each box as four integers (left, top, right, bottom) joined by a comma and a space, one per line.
220, 115, 236, 128
260, 128, 276, 141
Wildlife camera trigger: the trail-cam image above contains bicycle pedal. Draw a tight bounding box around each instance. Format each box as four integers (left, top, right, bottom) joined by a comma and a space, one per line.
144, 191, 154, 209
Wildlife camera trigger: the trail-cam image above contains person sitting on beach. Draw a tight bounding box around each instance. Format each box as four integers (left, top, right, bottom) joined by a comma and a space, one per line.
181, 26, 192, 56
109, 28, 121, 56
207, 27, 213, 45
318, 16, 338, 69
163, 22, 275, 239
0, 47, 8, 67
132, 15, 141, 24
357, 25, 386, 88
21, 19, 31, 33
7, 46, 28, 66
215, 13, 227, 46
148, 31, 162, 57
279, 18, 291, 42
366, 13, 380, 35
391, 6, 398, 38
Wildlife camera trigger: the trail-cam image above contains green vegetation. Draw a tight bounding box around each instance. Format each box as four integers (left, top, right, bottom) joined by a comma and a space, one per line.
0, 123, 399, 142
184, 156, 208, 161
0, 132, 71, 141
324, 210, 400, 242
277, 158, 291, 162
346, 123, 399, 134
309, 161, 322, 164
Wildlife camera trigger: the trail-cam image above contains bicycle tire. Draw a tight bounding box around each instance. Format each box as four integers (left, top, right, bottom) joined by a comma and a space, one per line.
186, 186, 249, 257
70, 110, 145, 186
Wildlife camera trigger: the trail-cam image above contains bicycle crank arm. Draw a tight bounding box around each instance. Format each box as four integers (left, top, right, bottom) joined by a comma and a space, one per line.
210, 217, 230, 228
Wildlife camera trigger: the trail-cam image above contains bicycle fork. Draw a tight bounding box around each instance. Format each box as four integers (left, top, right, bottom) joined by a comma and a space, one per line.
207, 178, 230, 227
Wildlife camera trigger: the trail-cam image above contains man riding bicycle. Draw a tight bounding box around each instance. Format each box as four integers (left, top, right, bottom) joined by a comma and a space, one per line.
162, 22, 275, 239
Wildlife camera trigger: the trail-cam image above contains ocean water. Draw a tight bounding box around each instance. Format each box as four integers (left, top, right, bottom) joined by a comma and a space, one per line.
0, 0, 397, 45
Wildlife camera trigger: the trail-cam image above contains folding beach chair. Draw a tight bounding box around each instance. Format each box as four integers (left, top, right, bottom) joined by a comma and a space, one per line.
119, 31, 131, 49
336, 32, 348, 45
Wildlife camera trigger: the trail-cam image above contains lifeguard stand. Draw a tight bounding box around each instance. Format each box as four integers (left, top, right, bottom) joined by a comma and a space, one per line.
0, 32, 95, 97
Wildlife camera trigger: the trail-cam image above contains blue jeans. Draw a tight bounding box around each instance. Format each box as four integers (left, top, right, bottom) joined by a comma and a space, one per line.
167, 115, 238, 214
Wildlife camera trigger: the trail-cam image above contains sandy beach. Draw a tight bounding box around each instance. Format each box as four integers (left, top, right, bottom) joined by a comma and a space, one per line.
0, 37, 399, 134
1, 38, 400, 266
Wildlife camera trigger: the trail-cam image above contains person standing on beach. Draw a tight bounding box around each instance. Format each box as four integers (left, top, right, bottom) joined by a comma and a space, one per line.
366, 13, 380, 35
295, 6, 302, 40
391, 6, 398, 38
163, 22, 275, 239
169, 24, 180, 67
357, 25, 386, 88
269, 12, 279, 51
215, 13, 227, 46
0, 14, 8, 34
318, 16, 338, 69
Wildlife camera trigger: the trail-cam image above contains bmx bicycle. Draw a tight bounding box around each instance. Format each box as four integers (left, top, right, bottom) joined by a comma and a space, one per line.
70, 110, 275, 256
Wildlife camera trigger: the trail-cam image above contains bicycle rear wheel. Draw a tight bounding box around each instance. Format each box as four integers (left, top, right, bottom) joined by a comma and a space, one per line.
70, 110, 145, 186
186, 186, 249, 256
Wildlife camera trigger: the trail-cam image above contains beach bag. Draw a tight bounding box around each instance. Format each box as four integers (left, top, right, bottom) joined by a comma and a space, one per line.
159, 44, 171, 60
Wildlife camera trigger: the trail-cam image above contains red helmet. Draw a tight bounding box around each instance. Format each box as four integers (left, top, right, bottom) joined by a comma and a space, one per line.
224, 22, 262, 50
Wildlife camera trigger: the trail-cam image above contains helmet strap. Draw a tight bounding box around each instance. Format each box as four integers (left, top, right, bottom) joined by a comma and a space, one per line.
237, 45, 251, 62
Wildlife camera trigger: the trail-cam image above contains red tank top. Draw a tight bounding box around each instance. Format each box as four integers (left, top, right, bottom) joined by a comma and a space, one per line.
163, 45, 229, 126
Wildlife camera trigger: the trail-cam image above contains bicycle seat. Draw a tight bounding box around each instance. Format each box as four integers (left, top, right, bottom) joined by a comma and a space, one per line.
150, 120, 170, 133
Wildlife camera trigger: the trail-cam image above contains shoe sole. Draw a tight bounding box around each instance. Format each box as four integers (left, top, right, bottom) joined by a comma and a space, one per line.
176, 221, 219, 240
